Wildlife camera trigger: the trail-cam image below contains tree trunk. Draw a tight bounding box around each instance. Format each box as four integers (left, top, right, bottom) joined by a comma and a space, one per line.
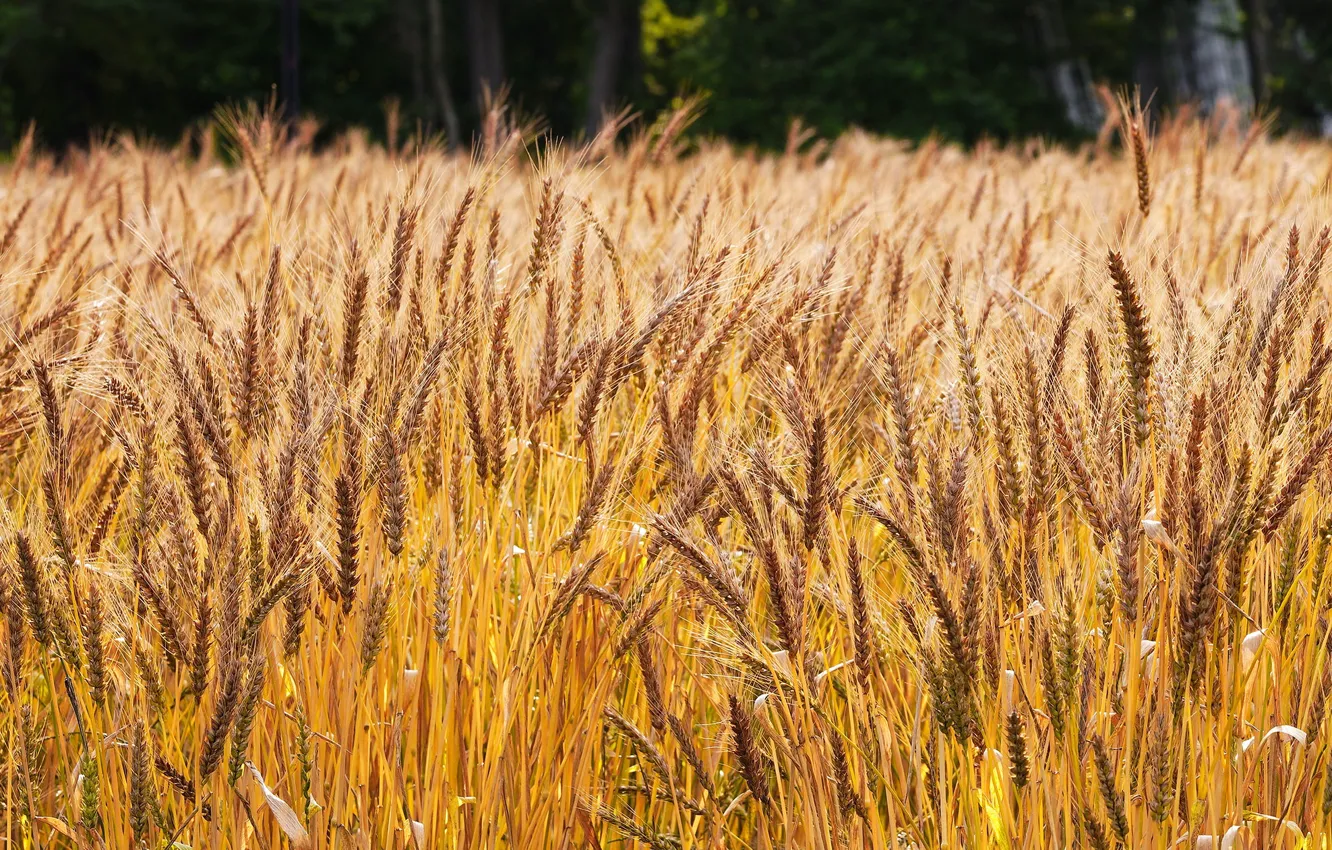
1029, 0, 1099, 132
583, 0, 642, 137
584, 0, 626, 137
280, 0, 300, 121
1168, 0, 1200, 103
396, 0, 427, 117
424, 0, 461, 145
1193, 0, 1254, 113
1243, 0, 1270, 104
464, 0, 504, 111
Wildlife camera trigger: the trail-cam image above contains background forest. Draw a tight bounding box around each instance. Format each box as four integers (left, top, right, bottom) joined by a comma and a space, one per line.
2, 0, 1332, 150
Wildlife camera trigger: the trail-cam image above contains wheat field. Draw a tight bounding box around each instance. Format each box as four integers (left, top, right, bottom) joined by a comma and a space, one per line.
1, 103, 1331, 849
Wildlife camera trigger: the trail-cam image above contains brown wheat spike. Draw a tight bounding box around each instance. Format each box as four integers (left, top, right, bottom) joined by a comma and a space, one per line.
334, 472, 361, 614
198, 659, 241, 783
595, 804, 678, 850
603, 705, 675, 796
0, 298, 80, 367
384, 201, 419, 318
1264, 422, 1332, 535
525, 179, 565, 297
1107, 250, 1154, 445
535, 552, 604, 642
130, 720, 152, 841
652, 514, 750, 629
188, 586, 211, 695
340, 240, 370, 388
1145, 704, 1174, 822
6, 100, 1332, 850
462, 370, 490, 485
1052, 410, 1108, 542
360, 579, 391, 674
1006, 711, 1029, 790
433, 547, 454, 645
853, 495, 926, 578
17, 532, 52, 647
240, 566, 300, 649
227, 650, 267, 784
636, 640, 669, 735
376, 423, 408, 558
882, 345, 919, 516
1131, 112, 1151, 216
728, 693, 770, 806
32, 360, 68, 489
42, 470, 76, 575
1083, 807, 1111, 850
0, 197, 33, 260
802, 412, 830, 551
846, 539, 876, 689
281, 562, 313, 658
666, 712, 713, 797
830, 730, 867, 820
952, 297, 985, 439
143, 252, 188, 334
1092, 736, 1129, 842
82, 581, 107, 705
155, 753, 197, 804
234, 294, 264, 437
614, 597, 665, 659
436, 187, 476, 315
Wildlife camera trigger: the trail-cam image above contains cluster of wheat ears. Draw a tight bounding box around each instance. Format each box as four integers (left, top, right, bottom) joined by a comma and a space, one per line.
1, 100, 1331, 850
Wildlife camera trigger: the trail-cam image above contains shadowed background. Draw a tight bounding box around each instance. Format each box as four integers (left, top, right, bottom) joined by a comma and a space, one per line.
2, 0, 1332, 149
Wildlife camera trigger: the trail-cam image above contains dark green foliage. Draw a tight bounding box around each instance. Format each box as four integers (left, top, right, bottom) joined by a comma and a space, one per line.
0, 0, 410, 146
648, 0, 1071, 145
1, 0, 1331, 151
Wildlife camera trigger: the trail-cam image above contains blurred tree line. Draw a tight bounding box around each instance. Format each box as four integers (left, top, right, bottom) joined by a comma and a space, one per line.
1, 0, 1330, 151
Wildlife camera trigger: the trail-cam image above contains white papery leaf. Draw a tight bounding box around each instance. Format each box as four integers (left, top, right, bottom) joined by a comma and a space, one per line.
246, 764, 312, 850
1187, 825, 1244, 849
1241, 629, 1268, 672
